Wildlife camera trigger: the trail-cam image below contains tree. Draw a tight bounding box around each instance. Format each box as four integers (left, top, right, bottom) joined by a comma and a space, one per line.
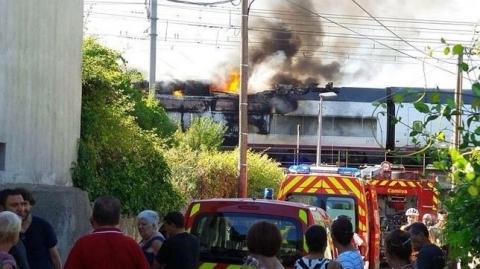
73, 38, 182, 215
176, 117, 227, 150
166, 117, 284, 202
383, 41, 480, 262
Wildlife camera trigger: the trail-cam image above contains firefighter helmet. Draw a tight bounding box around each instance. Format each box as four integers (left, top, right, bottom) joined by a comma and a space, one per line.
405, 208, 419, 216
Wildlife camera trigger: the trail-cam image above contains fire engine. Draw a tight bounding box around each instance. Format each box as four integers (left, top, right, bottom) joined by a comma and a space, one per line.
361, 162, 439, 266
277, 163, 439, 269
184, 198, 334, 269
277, 166, 380, 269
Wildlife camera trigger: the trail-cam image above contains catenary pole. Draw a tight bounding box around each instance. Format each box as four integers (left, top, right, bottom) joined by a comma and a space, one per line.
238, 0, 249, 198
452, 52, 463, 149
148, 0, 158, 98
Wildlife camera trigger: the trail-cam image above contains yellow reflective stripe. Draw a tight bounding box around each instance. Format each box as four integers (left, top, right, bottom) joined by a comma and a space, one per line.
320, 180, 336, 194
389, 181, 397, 187
427, 182, 434, 188
307, 188, 318, 193
398, 181, 407, 187
282, 176, 303, 196
299, 209, 308, 224
227, 265, 242, 269
328, 177, 345, 190
359, 222, 367, 232
358, 207, 366, 217
190, 203, 200, 217
407, 181, 416, 188
433, 196, 438, 204
199, 263, 216, 269
371, 180, 378, 185
300, 176, 317, 188
339, 189, 349, 195
326, 189, 336, 194
342, 179, 361, 200
379, 180, 389, 186
304, 235, 309, 252
294, 187, 305, 193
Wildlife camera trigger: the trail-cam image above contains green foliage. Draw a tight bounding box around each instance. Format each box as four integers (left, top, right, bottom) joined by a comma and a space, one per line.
384, 41, 480, 262
452, 44, 464, 55
472, 82, 480, 97
165, 147, 284, 202
73, 37, 182, 215
165, 117, 284, 202
177, 117, 226, 151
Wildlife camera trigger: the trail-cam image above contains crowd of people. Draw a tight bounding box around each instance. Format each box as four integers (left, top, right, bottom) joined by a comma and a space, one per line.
0, 190, 448, 269
0, 188, 61, 269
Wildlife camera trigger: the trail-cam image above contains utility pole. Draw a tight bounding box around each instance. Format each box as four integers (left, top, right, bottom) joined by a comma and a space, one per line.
316, 95, 323, 166
452, 52, 463, 149
238, 0, 249, 198
148, 0, 158, 98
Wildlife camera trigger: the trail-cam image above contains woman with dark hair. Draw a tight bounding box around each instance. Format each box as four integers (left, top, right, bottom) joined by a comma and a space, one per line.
294, 225, 342, 269
242, 221, 284, 269
385, 230, 413, 269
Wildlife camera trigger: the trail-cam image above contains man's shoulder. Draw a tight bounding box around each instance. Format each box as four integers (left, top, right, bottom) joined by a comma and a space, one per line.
75, 231, 139, 248
418, 244, 444, 259
336, 251, 363, 268
31, 215, 53, 228
171, 232, 198, 241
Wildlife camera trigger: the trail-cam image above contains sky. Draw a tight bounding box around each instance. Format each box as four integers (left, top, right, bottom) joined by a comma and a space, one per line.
84, 0, 480, 91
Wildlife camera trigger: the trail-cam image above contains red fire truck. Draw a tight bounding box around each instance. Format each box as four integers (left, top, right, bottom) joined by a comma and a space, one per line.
361, 163, 439, 266
277, 166, 381, 269
277, 163, 439, 269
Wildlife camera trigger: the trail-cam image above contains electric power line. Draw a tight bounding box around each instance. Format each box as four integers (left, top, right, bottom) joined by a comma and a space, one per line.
350, 0, 455, 66
283, 0, 458, 76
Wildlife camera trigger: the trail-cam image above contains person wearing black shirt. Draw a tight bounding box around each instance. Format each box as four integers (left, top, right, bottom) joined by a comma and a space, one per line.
153, 212, 199, 269
0, 189, 30, 269
15, 188, 62, 269
407, 222, 445, 269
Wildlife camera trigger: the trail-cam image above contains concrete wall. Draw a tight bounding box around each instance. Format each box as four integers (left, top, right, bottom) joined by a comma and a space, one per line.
0, 184, 92, 263
0, 0, 83, 186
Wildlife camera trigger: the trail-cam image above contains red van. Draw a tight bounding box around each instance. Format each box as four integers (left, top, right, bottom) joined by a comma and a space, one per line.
184, 198, 334, 269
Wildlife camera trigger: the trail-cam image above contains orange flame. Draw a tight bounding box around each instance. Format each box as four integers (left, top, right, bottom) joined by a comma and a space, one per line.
210, 69, 240, 94
173, 89, 183, 97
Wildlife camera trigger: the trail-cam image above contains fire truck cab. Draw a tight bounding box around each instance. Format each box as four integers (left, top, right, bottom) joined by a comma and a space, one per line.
185, 198, 334, 269
277, 166, 381, 269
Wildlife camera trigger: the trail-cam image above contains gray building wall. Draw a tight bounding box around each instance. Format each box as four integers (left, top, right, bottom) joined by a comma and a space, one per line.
0, 0, 83, 186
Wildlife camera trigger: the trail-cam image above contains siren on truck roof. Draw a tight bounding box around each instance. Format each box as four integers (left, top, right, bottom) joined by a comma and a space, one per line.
288, 164, 360, 177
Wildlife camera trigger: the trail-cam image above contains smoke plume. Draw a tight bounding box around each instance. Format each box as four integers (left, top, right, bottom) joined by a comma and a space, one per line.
248, 0, 342, 92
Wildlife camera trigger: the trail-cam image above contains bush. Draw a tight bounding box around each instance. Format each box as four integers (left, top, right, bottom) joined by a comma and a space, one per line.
73, 38, 183, 215
165, 146, 284, 202
177, 117, 226, 151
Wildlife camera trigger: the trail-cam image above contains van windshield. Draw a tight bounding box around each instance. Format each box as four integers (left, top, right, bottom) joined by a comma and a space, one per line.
287, 194, 357, 231
191, 213, 302, 266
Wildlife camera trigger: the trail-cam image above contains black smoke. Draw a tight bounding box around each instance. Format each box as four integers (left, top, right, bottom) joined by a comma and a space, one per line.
249, 0, 342, 87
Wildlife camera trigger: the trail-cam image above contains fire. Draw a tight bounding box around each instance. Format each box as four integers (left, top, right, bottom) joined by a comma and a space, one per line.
173, 89, 183, 97
210, 69, 240, 94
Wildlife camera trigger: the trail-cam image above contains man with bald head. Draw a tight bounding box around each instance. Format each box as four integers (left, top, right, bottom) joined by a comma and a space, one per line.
64, 195, 149, 269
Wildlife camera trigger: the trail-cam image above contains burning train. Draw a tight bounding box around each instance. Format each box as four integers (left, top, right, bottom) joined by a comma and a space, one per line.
153, 80, 473, 167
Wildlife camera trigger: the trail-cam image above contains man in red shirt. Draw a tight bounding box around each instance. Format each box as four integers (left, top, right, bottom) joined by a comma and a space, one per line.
64, 196, 149, 269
